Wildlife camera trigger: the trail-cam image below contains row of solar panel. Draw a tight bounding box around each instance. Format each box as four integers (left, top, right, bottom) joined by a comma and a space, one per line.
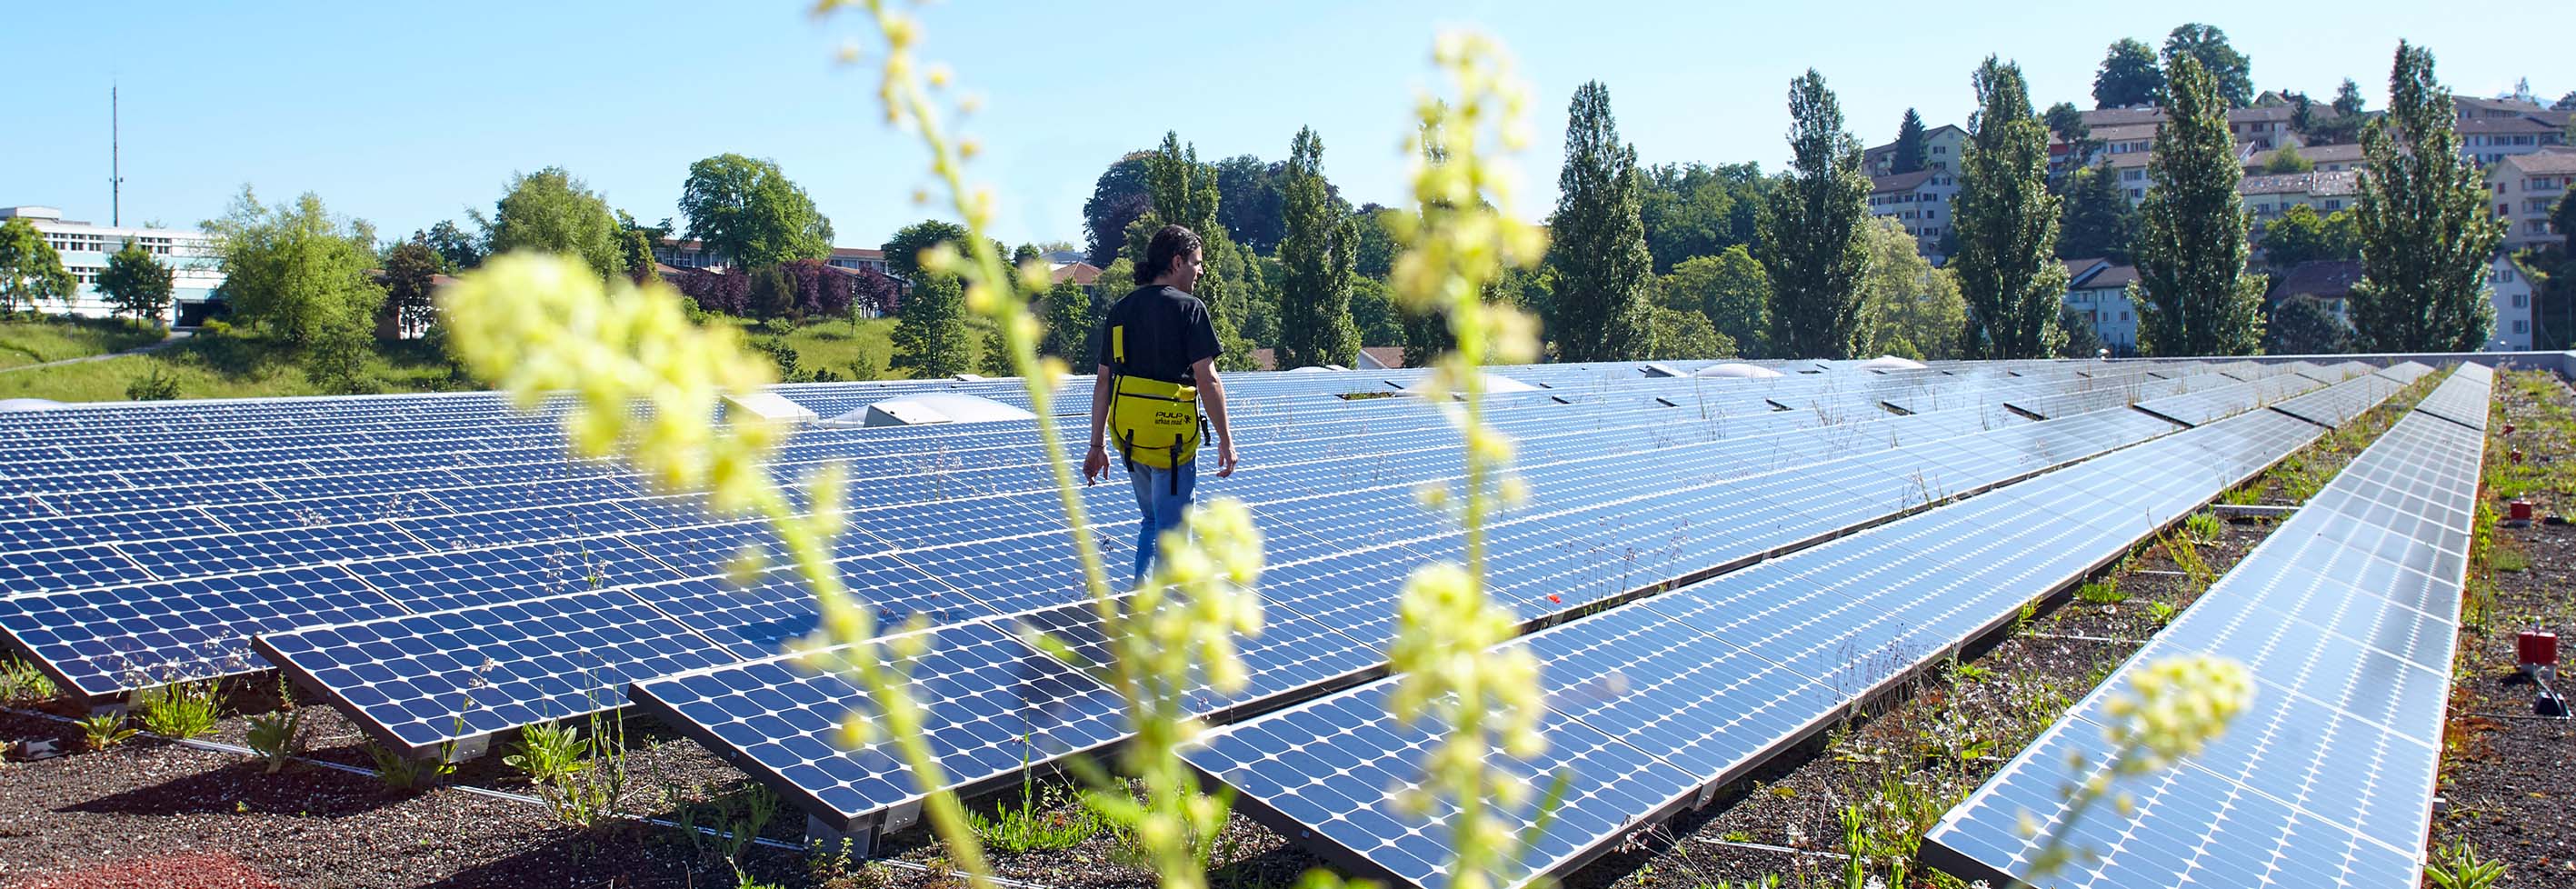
607, 373, 2311, 841
1925, 365, 2483, 889
4, 381, 1915, 695
1166, 371, 2404, 889
260, 382, 2071, 755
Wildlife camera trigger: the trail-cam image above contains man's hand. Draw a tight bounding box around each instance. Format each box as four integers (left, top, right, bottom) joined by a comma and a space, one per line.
1215, 440, 1238, 477
1083, 444, 1110, 485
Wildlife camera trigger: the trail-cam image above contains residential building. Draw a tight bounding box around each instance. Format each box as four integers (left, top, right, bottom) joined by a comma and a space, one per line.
2271, 259, 2364, 324
2453, 95, 2571, 166
2243, 142, 2366, 174
2238, 171, 2361, 239
0, 205, 223, 324
2486, 146, 2575, 250
2061, 258, 2142, 355
1864, 168, 1959, 261
1051, 261, 1103, 286
2490, 252, 2536, 351
652, 237, 894, 278
1863, 124, 1967, 176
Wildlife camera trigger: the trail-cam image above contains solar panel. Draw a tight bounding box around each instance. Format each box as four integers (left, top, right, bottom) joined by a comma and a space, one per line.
0, 565, 405, 699
253, 589, 737, 755
1924, 385, 2486, 888
341, 536, 688, 613
2411, 366, 2492, 430
2269, 375, 2403, 428
628, 621, 1128, 835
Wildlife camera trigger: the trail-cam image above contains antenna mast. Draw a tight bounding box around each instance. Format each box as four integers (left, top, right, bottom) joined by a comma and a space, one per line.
112, 85, 124, 226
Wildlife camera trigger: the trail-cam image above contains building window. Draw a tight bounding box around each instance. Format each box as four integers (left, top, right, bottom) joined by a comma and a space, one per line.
2513, 293, 2530, 308
2324, 199, 2342, 210
2514, 320, 2530, 335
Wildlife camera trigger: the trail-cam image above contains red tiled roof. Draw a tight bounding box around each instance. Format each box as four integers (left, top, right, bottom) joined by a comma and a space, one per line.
1052, 262, 1103, 285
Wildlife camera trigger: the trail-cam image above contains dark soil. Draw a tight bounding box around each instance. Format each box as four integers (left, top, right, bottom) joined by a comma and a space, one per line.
2424, 370, 2576, 887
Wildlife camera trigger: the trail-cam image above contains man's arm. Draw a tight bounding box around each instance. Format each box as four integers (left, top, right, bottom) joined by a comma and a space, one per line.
1192, 356, 1237, 477
1082, 363, 1113, 484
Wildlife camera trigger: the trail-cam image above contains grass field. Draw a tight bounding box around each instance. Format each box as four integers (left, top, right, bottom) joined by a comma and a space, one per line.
0, 316, 166, 371
0, 328, 462, 404
0, 315, 914, 404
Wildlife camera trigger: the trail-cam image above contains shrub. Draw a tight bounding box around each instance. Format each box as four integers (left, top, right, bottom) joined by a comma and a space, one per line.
365, 741, 454, 793
77, 712, 137, 750
504, 720, 589, 784
0, 658, 59, 704
125, 366, 181, 401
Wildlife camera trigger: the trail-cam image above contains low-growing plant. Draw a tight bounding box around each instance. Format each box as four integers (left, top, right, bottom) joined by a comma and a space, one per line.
2423, 838, 2508, 889
2148, 601, 2180, 627
530, 711, 629, 827
125, 366, 181, 401
2218, 482, 2268, 506
1953, 660, 1992, 684
0, 658, 59, 704
245, 708, 309, 773
132, 678, 222, 739
504, 719, 590, 784
2182, 511, 2223, 544
2075, 578, 2126, 604
77, 711, 137, 749
676, 782, 781, 884
968, 754, 1100, 853
365, 741, 454, 792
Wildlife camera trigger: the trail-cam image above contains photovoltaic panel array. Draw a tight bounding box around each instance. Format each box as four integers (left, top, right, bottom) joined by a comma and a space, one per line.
1179, 375, 2384, 889
1924, 367, 2487, 888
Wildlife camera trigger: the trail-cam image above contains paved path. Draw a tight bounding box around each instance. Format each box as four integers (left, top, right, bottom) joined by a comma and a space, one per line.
0, 328, 193, 374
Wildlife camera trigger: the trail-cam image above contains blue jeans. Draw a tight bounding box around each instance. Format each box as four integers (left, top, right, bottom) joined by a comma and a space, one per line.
1128, 459, 1198, 582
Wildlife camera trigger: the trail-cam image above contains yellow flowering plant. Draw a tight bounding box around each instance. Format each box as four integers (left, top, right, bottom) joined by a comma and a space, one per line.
2020, 652, 2254, 878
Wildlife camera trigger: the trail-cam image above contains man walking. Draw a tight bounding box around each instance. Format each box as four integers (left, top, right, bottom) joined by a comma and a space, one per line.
1083, 225, 1238, 581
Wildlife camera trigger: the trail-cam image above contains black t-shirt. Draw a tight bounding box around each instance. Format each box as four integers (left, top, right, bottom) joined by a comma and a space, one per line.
1093, 285, 1222, 385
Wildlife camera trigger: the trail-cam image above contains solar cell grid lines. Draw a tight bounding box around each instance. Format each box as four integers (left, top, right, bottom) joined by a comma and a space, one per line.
0, 565, 406, 698
1923, 373, 2487, 888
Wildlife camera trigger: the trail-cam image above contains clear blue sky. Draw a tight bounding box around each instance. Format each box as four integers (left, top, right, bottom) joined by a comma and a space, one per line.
5, 1, 2555, 251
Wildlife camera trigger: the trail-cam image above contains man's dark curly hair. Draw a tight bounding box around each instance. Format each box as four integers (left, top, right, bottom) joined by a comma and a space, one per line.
1134, 225, 1203, 285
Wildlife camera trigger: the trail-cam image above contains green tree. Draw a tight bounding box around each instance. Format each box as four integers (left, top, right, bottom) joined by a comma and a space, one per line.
2130, 55, 2267, 356
2164, 24, 2254, 107
1642, 304, 1734, 360
2094, 38, 2166, 108
677, 154, 834, 270
883, 220, 979, 283
203, 188, 387, 350
1349, 205, 1400, 279
1346, 275, 1403, 346
1952, 57, 2070, 359
748, 265, 797, 320
2350, 42, 2508, 353
1637, 163, 1765, 274
1037, 279, 1096, 364
1857, 217, 1969, 360
2259, 204, 2361, 270
479, 166, 628, 277
1212, 155, 1290, 255
1760, 70, 1873, 360
2265, 294, 2355, 355
1274, 127, 1362, 369
2058, 305, 2106, 357
1661, 246, 1772, 357
1890, 108, 1929, 175
414, 220, 484, 272
380, 239, 443, 337
1546, 81, 1655, 362
96, 239, 174, 325
890, 273, 971, 378
1082, 153, 1154, 267
2058, 164, 2138, 263
1136, 132, 1259, 370
2262, 144, 2314, 174
2331, 78, 2366, 115
0, 217, 74, 315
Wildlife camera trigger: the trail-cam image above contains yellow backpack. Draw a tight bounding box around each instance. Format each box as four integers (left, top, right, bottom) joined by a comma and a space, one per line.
1105, 324, 1203, 473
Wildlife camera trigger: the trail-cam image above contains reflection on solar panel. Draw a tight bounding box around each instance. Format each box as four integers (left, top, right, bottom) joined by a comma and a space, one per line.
1923, 368, 2485, 889
1184, 402, 2327, 889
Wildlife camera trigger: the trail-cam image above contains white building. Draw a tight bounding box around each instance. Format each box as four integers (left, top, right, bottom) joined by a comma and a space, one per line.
2487, 146, 2573, 251
2455, 96, 2572, 167
2062, 258, 2142, 355
652, 238, 895, 278
1, 205, 223, 324
1863, 124, 1968, 176
2237, 171, 2361, 241
2491, 253, 2537, 351
1865, 169, 1960, 262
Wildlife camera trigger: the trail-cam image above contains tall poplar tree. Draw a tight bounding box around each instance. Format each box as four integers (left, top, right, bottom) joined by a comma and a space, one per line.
1891, 109, 1929, 175
1758, 70, 1873, 359
1138, 132, 1257, 369
1274, 126, 1361, 368
1547, 81, 1654, 362
2348, 42, 2507, 353
1952, 57, 2070, 359
2130, 55, 2267, 356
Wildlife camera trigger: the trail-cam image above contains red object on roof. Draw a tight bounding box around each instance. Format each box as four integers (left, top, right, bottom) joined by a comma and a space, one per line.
5, 851, 284, 889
